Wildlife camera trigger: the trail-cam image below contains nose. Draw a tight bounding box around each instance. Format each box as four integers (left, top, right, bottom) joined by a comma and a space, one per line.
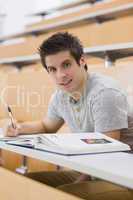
56, 68, 66, 80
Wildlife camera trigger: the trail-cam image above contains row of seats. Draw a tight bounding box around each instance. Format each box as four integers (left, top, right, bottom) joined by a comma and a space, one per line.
0, 16, 132, 59
0, 0, 133, 59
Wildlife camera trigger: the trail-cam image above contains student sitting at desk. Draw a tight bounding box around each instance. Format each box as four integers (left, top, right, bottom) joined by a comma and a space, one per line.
5, 32, 133, 200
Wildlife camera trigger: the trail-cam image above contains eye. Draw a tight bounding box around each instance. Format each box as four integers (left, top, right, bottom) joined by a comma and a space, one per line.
63, 62, 71, 69
48, 67, 56, 73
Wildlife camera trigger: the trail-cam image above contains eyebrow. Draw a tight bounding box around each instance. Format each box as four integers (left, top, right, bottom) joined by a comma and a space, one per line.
61, 59, 71, 66
47, 59, 71, 69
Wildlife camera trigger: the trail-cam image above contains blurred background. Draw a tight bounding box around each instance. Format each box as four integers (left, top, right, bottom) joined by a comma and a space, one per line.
0, 0, 84, 36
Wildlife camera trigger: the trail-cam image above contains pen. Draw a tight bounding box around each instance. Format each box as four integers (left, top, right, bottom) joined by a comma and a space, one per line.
7, 106, 16, 129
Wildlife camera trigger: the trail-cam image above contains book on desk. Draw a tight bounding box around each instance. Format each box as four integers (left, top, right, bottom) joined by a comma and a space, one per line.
3, 132, 131, 156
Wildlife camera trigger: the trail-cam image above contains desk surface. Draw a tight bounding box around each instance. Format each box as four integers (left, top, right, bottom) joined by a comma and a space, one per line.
0, 141, 133, 189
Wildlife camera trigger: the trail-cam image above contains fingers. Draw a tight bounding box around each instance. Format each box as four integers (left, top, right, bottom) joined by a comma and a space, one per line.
4, 120, 20, 137
7, 126, 18, 137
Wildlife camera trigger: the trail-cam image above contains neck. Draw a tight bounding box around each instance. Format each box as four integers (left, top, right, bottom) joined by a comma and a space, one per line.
71, 72, 88, 101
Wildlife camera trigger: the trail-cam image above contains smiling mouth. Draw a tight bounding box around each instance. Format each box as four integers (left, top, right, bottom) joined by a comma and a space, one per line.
60, 79, 72, 86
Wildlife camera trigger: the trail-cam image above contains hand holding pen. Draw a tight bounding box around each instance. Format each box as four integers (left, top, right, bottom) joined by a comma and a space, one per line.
7, 106, 16, 129
5, 105, 20, 137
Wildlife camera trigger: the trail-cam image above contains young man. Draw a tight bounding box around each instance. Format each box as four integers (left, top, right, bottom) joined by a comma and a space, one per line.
6, 32, 128, 138
5, 32, 132, 199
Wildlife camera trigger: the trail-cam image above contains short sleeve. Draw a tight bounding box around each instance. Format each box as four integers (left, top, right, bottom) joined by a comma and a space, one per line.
47, 92, 63, 121
91, 89, 128, 133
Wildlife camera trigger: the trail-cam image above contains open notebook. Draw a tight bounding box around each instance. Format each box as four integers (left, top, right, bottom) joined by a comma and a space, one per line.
2, 132, 130, 155
34, 132, 130, 155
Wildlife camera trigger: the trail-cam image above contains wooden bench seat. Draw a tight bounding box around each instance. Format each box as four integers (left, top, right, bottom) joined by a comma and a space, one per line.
0, 167, 82, 200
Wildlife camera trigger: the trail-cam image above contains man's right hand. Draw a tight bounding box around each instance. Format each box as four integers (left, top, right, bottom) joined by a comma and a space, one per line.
4, 120, 21, 137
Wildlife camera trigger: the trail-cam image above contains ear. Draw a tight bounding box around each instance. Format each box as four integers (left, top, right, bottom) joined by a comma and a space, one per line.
79, 55, 86, 68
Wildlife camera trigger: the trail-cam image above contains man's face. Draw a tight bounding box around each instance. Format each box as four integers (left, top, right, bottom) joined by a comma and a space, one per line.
45, 51, 86, 93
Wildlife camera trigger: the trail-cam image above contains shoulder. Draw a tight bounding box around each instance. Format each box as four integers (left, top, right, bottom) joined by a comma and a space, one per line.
95, 88, 127, 104
87, 73, 127, 101
90, 88, 128, 115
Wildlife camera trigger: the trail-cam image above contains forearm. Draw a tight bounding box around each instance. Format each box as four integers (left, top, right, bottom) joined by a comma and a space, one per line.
19, 120, 46, 135
5, 117, 63, 137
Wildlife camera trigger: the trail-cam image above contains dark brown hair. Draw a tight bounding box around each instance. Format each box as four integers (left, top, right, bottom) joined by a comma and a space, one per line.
38, 32, 87, 71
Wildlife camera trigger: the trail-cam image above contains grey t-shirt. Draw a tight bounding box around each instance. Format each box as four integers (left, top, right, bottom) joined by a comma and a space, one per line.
47, 73, 128, 134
